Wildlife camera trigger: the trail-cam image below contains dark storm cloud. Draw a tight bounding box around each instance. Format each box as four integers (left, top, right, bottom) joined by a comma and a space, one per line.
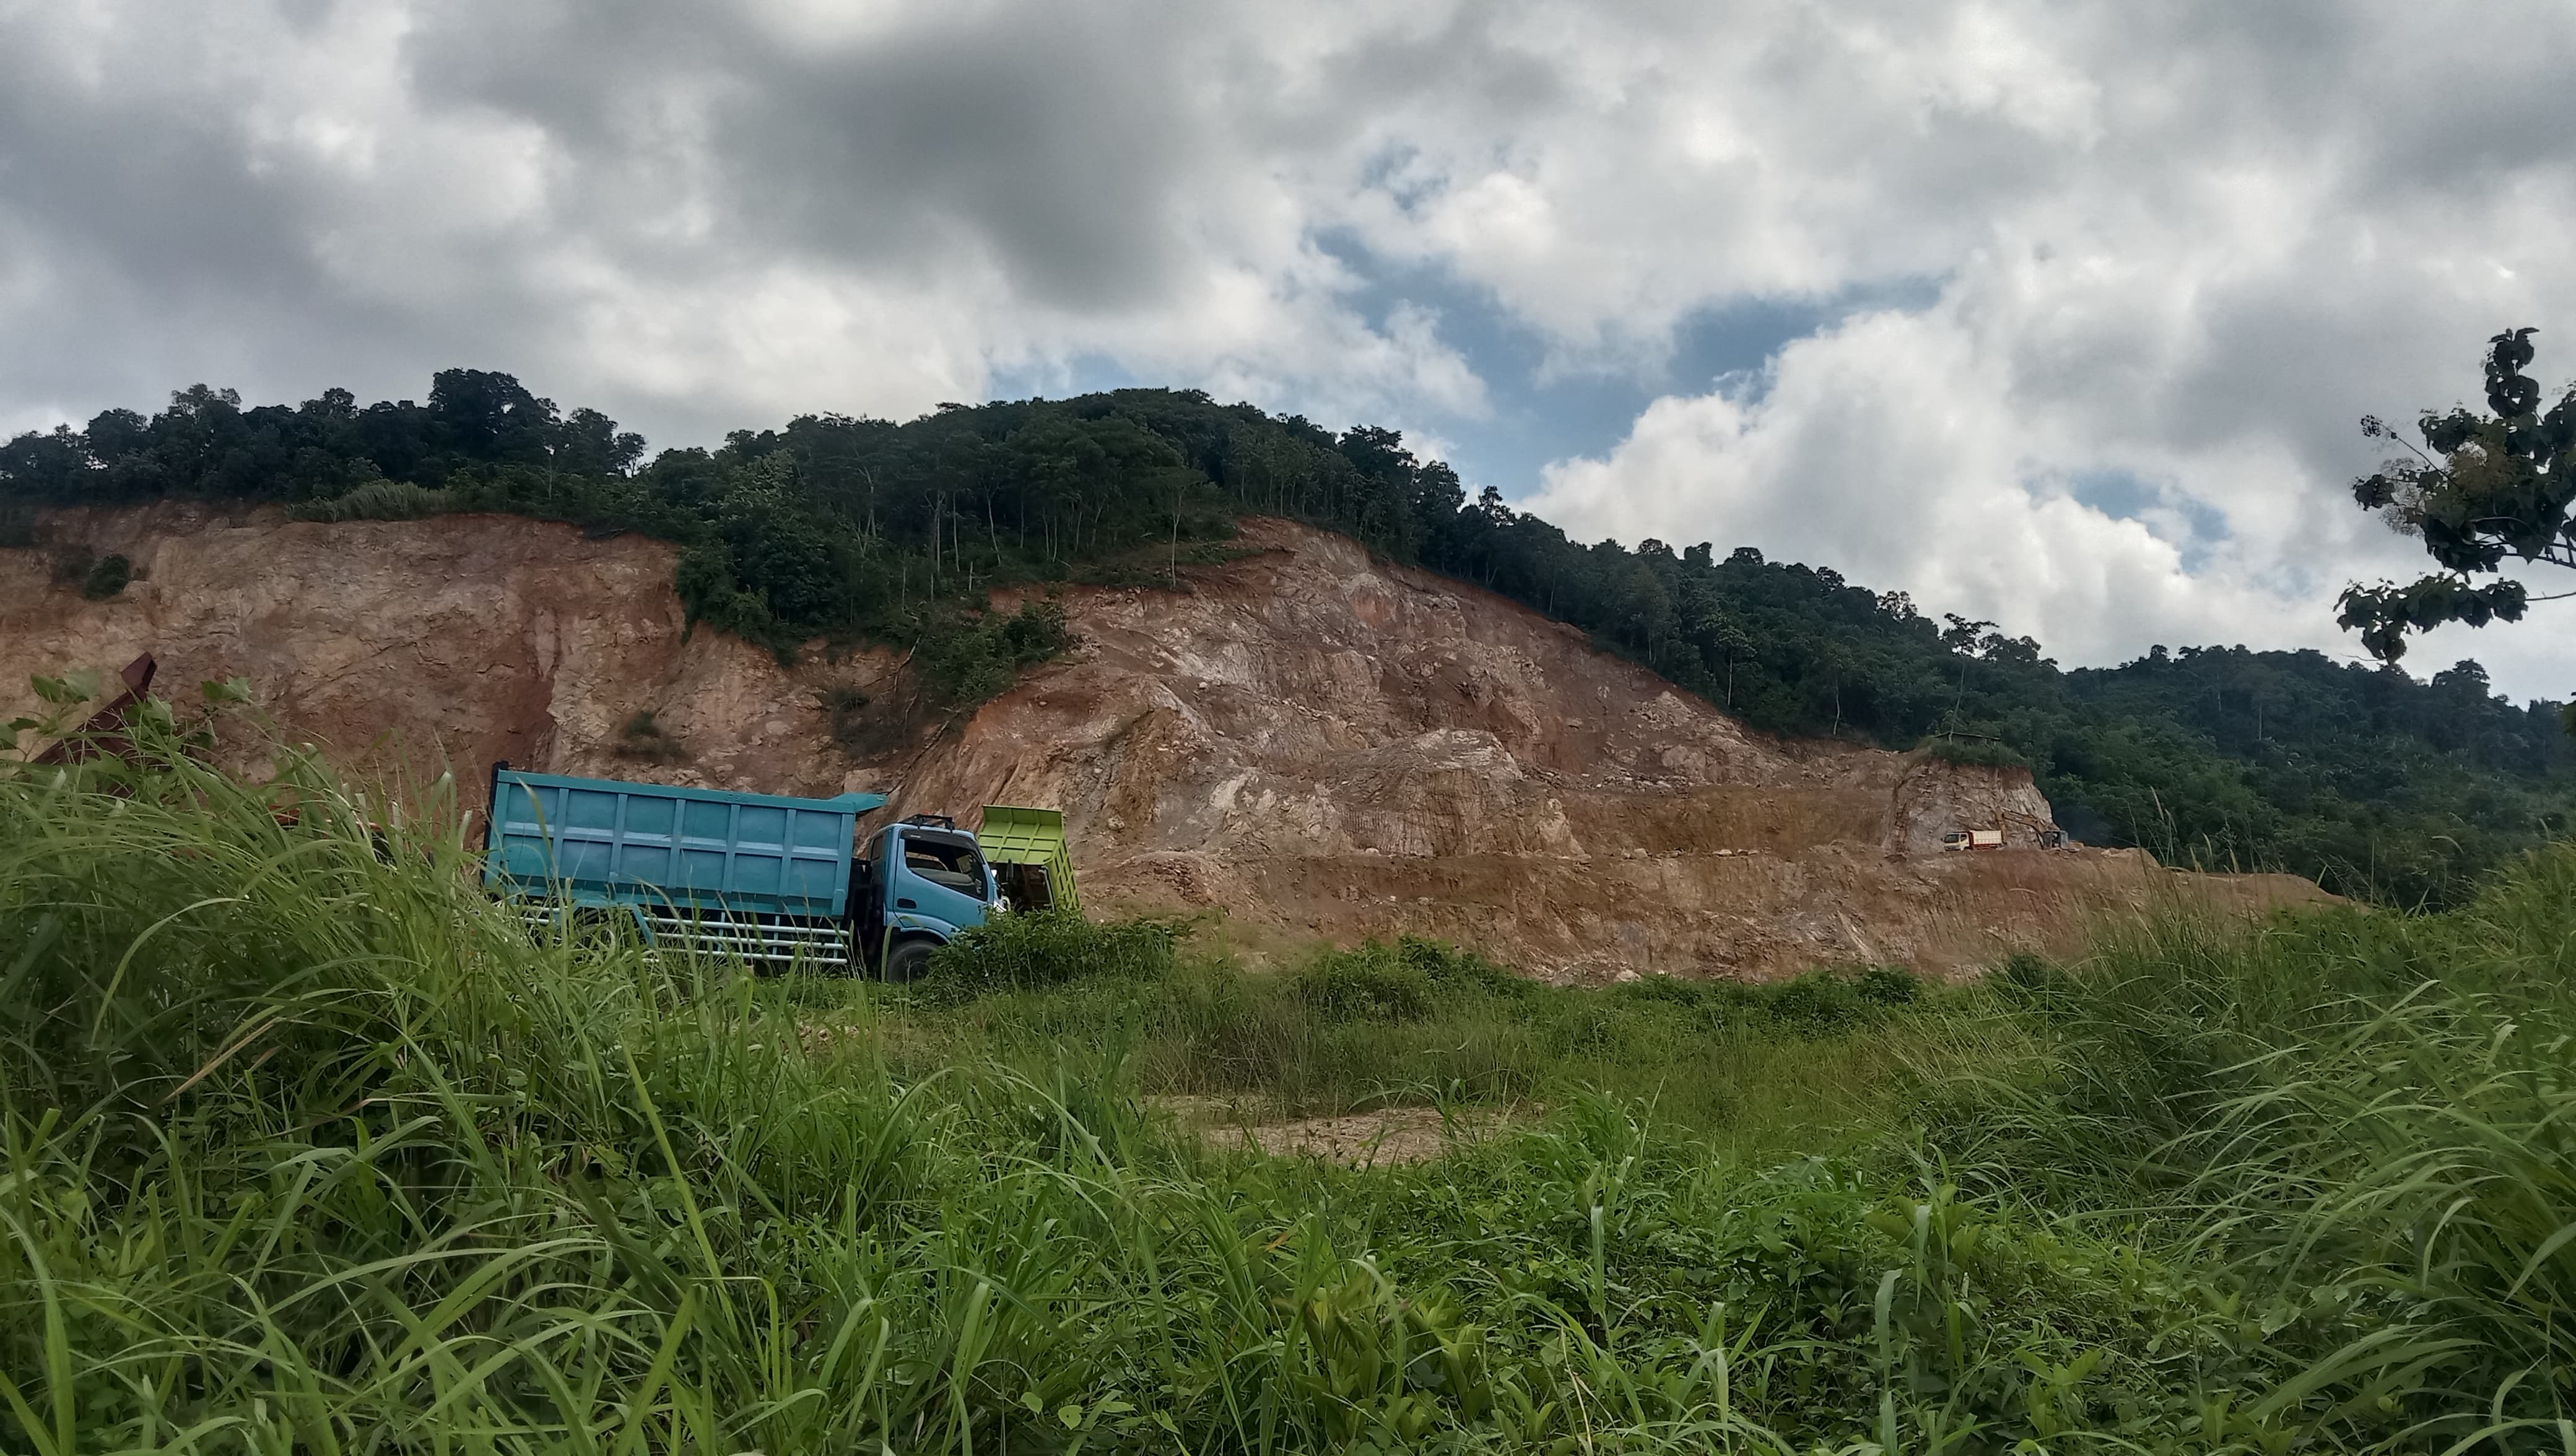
0, 74, 303, 295
722, 23, 1202, 308
0, 10, 565, 421
401, 1, 1212, 311
0, 27, 356, 407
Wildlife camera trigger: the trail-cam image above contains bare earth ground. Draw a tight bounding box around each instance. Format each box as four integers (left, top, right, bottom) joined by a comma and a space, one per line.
2, 506, 2331, 981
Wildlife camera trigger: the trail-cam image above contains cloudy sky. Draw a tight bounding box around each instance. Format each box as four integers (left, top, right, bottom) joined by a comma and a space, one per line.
6, 1, 2575, 695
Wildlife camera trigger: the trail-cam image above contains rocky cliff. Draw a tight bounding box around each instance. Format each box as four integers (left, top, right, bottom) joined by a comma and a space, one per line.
1, 505, 2325, 978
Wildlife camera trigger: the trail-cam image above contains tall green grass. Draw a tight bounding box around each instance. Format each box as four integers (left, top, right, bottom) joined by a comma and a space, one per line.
884, 932, 1991, 1157
1930, 876, 2576, 1452
2, 725, 2572, 1452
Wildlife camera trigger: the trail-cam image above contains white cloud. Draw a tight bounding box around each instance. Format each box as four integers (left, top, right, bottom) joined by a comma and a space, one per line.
1526, 307, 2315, 662
4, 0, 2576, 691
1490, 2, 2576, 696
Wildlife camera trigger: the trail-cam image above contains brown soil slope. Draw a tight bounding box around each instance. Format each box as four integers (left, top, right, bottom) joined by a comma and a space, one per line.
1, 506, 2326, 979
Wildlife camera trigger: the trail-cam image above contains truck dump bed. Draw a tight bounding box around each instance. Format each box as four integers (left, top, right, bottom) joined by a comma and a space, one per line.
976, 805, 1079, 912
484, 766, 888, 919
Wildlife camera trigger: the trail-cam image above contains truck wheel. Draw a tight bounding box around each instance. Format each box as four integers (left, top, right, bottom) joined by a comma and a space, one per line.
883, 938, 936, 983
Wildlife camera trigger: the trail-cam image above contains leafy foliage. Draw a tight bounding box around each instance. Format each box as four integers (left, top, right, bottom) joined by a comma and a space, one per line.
924, 907, 1181, 999
1917, 733, 2029, 769
611, 708, 689, 765
2339, 326, 2576, 661
915, 599, 1074, 714
1290, 938, 1526, 1023
287, 478, 460, 522
9, 370, 2576, 903
77, 552, 129, 600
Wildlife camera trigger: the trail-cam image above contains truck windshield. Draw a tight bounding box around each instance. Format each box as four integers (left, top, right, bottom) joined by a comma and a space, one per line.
903, 836, 985, 893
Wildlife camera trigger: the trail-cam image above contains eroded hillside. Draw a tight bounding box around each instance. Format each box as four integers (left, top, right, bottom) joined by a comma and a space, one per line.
1, 505, 2325, 977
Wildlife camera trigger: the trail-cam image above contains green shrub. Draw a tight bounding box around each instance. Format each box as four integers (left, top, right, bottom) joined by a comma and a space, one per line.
1993, 949, 2079, 1009
1393, 934, 1528, 995
925, 908, 1178, 999
1757, 969, 1870, 1034
1916, 732, 2029, 769
79, 552, 131, 599
612, 708, 689, 763
915, 599, 1074, 714
1290, 937, 1521, 1023
1540, 998, 1665, 1059
289, 479, 459, 522
1294, 947, 1436, 1023
1853, 963, 1921, 1005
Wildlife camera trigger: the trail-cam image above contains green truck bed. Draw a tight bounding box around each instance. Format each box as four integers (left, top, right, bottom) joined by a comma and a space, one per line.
976, 805, 1079, 913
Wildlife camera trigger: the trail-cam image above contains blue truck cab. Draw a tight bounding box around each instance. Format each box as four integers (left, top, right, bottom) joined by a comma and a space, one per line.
850, 813, 1003, 980
482, 764, 1001, 977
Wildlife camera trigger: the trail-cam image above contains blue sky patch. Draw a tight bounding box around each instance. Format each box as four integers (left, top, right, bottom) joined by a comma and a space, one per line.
2066, 468, 2229, 571
1314, 230, 1924, 501
988, 237, 1945, 507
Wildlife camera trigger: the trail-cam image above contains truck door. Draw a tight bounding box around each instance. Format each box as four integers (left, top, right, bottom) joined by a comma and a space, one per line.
884, 827, 994, 938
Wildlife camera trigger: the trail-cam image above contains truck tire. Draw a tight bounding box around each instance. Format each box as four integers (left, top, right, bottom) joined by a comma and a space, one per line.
882, 937, 937, 983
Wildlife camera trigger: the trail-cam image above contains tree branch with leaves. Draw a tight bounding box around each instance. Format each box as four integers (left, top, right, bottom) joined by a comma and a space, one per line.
2339, 327, 2576, 662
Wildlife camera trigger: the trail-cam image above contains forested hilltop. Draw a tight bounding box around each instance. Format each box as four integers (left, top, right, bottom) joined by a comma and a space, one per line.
5, 370, 2570, 905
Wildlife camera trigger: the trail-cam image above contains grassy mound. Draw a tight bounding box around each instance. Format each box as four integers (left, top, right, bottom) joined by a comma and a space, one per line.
2, 734, 2570, 1452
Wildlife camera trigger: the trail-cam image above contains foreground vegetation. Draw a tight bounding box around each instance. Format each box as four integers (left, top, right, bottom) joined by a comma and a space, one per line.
4, 737, 2573, 1453
899, 914, 1974, 1156
7, 372, 2576, 902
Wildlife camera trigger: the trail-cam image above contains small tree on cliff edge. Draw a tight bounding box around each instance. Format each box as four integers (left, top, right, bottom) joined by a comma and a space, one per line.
2339, 327, 2576, 674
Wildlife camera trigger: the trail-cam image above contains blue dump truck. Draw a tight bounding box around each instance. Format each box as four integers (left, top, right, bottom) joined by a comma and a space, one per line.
482, 763, 1073, 978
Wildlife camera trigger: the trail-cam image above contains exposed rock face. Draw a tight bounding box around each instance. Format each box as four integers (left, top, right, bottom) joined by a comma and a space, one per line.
0, 501, 869, 795
1, 507, 2326, 979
